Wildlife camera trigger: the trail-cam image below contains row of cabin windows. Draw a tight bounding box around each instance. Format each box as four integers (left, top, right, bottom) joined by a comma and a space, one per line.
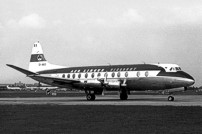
70, 67, 137, 73
62, 71, 149, 79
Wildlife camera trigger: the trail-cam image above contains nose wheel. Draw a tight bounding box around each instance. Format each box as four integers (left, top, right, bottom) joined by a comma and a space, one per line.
168, 96, 174, 101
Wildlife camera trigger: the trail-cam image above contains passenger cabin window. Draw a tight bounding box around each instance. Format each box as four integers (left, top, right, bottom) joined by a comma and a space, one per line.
97, 73, 101, 77
91, 73, 94, 78
137, 72, 140, 77
145, 71, 149, 77
62, 74, 65, 78
72, 74, 75, 79
125, 72, 128, 77
117, 72, 121, 77
78, 73, 81, 78
85, 73, 88, 78
111, 72, 115, 77
67, 74, 70, 78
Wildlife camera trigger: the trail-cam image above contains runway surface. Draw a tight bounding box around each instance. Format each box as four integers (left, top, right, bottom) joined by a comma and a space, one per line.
0, 95, 202, 106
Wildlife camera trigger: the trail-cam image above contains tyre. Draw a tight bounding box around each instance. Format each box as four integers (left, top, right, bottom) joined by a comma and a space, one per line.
168, 96, 174, 101
91, 94, 95, 101
120, 93, 128, 100
86, 94, 92, 101
86, 94, 96, 101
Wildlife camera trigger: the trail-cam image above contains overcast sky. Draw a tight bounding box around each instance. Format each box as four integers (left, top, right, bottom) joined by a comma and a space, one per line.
0, 0, 201, 86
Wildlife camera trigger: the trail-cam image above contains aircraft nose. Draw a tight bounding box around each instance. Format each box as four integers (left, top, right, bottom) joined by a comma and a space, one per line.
186, 78, 195, 86
180, 71, 195, 86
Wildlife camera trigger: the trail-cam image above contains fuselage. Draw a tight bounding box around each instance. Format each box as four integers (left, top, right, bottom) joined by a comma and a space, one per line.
32, 63, 194, 91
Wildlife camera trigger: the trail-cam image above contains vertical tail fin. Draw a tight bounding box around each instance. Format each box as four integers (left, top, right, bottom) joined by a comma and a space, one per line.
29, 42, 65, 72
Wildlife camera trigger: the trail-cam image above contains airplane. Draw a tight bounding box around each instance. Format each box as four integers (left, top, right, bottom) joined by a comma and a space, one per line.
25, 84, 58, 91
6, 85, 21, 90
7, 41, 195, 101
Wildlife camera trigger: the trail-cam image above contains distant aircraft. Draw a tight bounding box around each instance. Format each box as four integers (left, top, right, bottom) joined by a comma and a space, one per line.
6, 85, 21, 90
25, 85, 58, 91
7, 42, 195, 101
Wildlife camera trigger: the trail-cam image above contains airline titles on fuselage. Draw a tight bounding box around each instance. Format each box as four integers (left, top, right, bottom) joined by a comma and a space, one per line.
70, 67, 136, 73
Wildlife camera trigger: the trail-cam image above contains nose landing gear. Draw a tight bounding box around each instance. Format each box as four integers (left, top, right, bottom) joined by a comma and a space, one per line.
85, 90, 96, 101
168, 96, 174, 101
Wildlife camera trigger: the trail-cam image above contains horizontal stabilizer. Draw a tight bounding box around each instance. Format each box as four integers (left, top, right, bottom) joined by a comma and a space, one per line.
6, 64, 38, 76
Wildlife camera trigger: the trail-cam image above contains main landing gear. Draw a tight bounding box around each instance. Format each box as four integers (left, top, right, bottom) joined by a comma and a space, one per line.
120, 88, 128, 100
86, 93, 95, 101
85, 90, 96, 101
168, 96, 174, 101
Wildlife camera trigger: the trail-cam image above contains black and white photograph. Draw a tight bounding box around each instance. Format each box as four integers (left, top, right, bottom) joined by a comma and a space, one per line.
0, 0, 202, 133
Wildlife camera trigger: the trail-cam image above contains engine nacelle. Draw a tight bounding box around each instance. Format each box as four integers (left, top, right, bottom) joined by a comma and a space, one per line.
84, 80, 102, 88
75, 79, 124, 90
107, 81, 121, 89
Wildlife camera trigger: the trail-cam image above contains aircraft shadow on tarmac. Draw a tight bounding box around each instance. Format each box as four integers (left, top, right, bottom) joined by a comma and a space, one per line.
66, 97, 170, 102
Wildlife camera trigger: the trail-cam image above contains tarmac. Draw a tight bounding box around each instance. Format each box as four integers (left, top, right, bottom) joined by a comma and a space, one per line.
0, 95, 202, 106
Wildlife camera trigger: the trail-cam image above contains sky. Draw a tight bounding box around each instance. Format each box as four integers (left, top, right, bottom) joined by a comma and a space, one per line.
0, 0, 201, 86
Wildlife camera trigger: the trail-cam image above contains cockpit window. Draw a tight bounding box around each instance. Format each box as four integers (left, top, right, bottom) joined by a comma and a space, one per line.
170, 67, 175, 71
175, 67, 181, 71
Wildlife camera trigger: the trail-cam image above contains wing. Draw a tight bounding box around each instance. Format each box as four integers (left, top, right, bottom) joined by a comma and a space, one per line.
30, 75, 80, 85
7, 64, 80, 86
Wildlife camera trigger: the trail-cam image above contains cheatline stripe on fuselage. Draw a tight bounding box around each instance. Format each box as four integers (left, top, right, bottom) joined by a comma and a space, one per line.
44, 70, 161, 79
37, 70, 194, 82
37, 64, 164, 74
156, 76, 195, 82
157, 71, 194, 80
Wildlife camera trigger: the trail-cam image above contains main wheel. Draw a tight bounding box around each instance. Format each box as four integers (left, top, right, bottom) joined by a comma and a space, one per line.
91, 94, 95, 100
168, 96, 174, 101
86, 94, 96, 101
120, 92, 128, 100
